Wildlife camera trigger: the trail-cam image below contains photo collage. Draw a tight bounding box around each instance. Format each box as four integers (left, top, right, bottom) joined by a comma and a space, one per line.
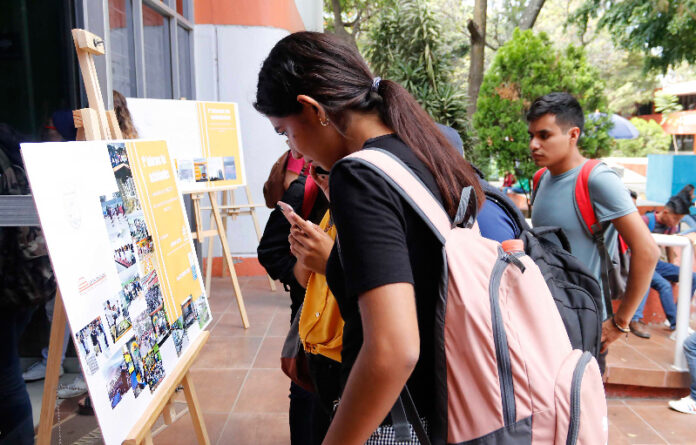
188, 156, 237, 183
71, 143, 199, 410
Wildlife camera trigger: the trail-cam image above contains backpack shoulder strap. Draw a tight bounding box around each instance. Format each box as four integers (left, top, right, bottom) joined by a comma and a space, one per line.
574, 159, 603, 236
530, 167, 548, 205
339, 149, 452, 243
646, 212, 656, 232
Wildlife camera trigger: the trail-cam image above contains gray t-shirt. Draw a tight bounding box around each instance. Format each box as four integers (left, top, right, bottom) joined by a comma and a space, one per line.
531, 162, 636, 318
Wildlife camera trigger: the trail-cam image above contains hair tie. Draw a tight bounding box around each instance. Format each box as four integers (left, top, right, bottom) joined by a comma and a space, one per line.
371, 77, 381, 93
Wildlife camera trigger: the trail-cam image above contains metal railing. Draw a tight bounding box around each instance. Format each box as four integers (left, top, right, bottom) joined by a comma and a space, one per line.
651, 233, 694, 371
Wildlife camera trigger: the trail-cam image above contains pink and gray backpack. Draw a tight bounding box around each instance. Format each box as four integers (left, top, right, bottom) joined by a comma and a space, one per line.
343, 149, 608, 445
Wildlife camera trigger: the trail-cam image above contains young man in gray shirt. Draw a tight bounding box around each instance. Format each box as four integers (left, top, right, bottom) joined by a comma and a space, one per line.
528, 92, 659, 372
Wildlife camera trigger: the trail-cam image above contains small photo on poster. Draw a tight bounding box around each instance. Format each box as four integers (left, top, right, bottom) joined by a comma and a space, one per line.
223, 156, 236, 180
145, 282, 164, 315
108, 143, 129, 169
75, 316, 111, 375
101, 194, 130, 245
150, 306, 170, 344
207, 157, 224, 181
121, 276, 142, 305
141, 269, 158, 290
193, 158, 208, 182
113, 242, 136, 269
133, 311, 157, 356
127, 210, 150, 241
136, 236, 155, 275
171, 317, 189, 357
102, 350, 131, 409
103, 297, 132, 343
181, 295, 197, 328
196, 295, 211, 329
177, 159, 194, 183
143, 345, 165, 393
122, 339, 147, 399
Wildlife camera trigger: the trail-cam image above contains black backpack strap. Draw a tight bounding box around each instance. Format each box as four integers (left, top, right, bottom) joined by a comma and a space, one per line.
390, 386, 431, 445
592, 230, 615, 318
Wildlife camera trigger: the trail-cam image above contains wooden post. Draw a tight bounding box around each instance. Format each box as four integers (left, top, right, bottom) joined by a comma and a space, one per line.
36, 291, 67, 445
182, 372, 210, 445
209, 191, 249, 328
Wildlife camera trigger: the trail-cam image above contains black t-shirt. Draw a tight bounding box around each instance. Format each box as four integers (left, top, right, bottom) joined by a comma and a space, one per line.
326, 134, 445, 422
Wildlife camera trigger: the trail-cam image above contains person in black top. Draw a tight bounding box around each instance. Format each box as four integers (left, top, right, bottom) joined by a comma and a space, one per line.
254, 32, 483, 444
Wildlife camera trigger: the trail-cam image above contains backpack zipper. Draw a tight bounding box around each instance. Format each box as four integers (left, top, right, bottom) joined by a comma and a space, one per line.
489, 249, 524, 426
566, 351, 592, 445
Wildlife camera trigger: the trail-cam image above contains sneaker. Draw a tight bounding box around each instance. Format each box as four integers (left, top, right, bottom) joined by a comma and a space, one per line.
22, 361, 64, 382
629, 320, 651, 339
57, 376, 88, 399
668, 395, 696, 414
663, 319, 672, 328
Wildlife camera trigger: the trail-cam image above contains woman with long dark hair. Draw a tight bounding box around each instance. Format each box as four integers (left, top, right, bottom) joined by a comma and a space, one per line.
255, 32, 483, 444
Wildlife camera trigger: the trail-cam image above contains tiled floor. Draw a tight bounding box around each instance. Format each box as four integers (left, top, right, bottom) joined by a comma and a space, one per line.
38, 276, 696, 444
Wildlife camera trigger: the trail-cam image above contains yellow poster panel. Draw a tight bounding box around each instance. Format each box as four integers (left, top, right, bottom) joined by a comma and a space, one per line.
126, 140, 204, 321
195, 101, 245, 189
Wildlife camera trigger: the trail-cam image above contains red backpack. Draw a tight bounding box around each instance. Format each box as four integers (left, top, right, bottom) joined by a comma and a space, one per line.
532, 160, 630, 315
342, 149, 608, 445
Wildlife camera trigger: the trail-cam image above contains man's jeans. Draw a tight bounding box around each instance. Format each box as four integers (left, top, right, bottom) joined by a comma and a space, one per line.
632, 260, 696, 328
684, 333, 696, 401
0, 307, 35, 445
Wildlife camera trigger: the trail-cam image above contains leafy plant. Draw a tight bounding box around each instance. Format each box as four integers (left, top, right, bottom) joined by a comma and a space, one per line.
364, 0, 476, 156
472, 29, 611, 179
613, 118, 671, 157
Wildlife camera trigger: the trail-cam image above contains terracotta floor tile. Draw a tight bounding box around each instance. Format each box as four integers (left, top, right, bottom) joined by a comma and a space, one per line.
234, 369, 290, 414
254, 337, 286, 369
218, 413, 290, 445
211, 310, 275, 337
268, 310, 293, 337
207, 293, 232, 317
607, 404, 668, 444
153, 411, 228, 445
630, 404, 696, 443
172, 369, 247, 413
607, 343, 663, 370
192, 336, 263, 369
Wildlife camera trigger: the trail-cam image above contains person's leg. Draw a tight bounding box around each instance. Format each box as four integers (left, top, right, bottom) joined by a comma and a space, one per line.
651, 268, 678, 329
685, 333, 696, 402
632, 291, 648, 322
289, 382, 316, 445
668, 333, 696, 414
0, 307, 36, 445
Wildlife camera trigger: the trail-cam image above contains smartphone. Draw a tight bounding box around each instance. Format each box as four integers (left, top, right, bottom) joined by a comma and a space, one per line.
277, 201, 304, 226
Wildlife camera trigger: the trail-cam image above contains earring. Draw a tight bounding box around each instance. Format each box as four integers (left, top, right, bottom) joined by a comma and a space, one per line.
320, 119, 330, 127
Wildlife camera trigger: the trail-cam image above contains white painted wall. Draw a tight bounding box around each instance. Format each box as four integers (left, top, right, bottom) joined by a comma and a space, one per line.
194, 25, 290, 256
192, 0, 322, 257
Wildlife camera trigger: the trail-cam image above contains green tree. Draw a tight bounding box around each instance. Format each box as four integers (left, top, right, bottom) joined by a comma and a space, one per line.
472, 29, 611, 179
324, 0, 396, 46
570, 0, 696, 72
613, 118, 671, 157
365, 0, 476, 155
654, 92, 683, 153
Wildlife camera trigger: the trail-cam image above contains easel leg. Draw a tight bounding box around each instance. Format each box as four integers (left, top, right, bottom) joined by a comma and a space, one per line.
209, 192, 249, 328
36, 290, 67, 445
143, 431, 154, 445
220, 191, 229, 277
182, 372, 210, 445
205, 208, 215, 296
245, 186, 276, 291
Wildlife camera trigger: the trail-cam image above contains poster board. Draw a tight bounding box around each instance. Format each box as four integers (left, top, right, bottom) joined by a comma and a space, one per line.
126, 98, 247, 193
21, 139, 212, 445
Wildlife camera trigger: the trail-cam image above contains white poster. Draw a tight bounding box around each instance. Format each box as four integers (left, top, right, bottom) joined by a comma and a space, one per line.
21, 140, 211, 445
126, 98, 248, 193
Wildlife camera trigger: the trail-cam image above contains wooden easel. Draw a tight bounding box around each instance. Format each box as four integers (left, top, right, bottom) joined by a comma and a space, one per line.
191, 185, 275, 313
37, 29, 211, 445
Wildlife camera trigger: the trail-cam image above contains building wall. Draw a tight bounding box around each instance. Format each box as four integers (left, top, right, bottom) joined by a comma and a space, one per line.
193, 0, 322, 257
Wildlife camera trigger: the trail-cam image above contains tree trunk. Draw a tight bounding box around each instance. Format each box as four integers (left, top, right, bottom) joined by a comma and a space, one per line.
331, 0, 356, 46
519, 0, 546, 30
467, 0, 487, 117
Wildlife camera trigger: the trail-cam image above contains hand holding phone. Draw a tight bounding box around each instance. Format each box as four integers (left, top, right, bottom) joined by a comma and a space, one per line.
277, 201, 305, 227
